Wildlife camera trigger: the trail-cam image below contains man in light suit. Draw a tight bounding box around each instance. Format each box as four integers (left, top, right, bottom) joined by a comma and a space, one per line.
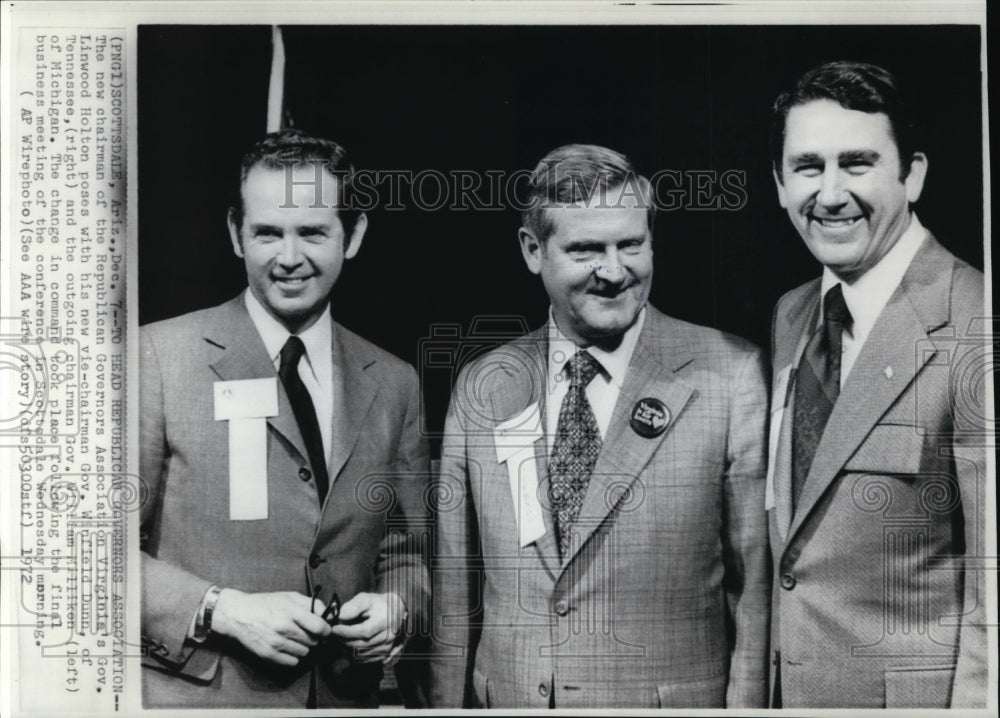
767, 61, 988, 708
140, 129, 429, 708
428, 144, 771, 708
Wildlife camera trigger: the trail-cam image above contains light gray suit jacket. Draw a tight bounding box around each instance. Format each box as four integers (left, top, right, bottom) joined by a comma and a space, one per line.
767, 235, 988, 708
140, 294, 430, 708
429, 306, 771, 708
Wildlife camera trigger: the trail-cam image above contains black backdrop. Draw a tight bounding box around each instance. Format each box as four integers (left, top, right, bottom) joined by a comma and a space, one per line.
138, 24, 984, 450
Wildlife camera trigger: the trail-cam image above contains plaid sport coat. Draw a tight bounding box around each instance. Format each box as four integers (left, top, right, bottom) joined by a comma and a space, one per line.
428, 305, 771, 708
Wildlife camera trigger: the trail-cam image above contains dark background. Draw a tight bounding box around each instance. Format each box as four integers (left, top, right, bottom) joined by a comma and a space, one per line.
138, 24, 984, 448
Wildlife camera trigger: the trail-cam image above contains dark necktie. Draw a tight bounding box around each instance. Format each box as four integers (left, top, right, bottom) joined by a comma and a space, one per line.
548, 350, 603, 559
791, 283, 852, 511
279, 336, 329, 505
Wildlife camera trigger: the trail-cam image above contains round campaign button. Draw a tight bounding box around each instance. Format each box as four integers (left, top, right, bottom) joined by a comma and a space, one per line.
629, 398, 670, 438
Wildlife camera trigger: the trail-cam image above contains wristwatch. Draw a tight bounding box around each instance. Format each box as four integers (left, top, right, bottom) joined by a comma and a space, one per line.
197, 585, 224, 640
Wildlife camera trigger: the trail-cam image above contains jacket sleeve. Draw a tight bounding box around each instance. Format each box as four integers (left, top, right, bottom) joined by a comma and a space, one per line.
427, 366, 482, 707
373, 365, 431, 648
722, 346, 772, 707
139, 327, 220, 680
948, 295, 989, 708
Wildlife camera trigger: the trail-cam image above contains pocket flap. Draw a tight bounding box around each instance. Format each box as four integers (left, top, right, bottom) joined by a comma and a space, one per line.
885, 665, 954, 708
657, 674, 726, 707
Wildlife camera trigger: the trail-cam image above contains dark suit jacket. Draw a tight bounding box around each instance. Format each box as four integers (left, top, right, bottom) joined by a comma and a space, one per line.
767, 235, 988, 708
139, 294, 430, 708
429, 305, 771, 708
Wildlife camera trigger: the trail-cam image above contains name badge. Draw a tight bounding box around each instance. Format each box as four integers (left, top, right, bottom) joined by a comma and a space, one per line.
494, 403, 545, 548
765, 365, 792, 511
214, 379, 279, 520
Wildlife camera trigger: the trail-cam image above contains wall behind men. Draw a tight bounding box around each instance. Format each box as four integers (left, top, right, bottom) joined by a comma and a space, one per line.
138, 24, 984, 448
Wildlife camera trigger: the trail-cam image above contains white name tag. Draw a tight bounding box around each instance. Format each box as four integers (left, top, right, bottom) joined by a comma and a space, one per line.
214, 378, 279, 420
765, 365, 792, 511
494, 403, 546, 548
214, 379, 279, 520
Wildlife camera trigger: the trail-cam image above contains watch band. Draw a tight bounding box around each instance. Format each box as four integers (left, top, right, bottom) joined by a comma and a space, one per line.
201, 585, 224, 637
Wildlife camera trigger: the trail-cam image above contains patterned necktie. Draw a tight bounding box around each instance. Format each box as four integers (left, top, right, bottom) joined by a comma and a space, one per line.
279, 336, 329, 505
791, 283, 852, 511
548, 350, 603, 559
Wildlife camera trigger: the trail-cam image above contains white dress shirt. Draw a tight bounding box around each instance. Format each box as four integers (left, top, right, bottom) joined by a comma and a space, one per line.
820, 213, 927, 387
545, 307, 646, 454
244, 290, 335, 464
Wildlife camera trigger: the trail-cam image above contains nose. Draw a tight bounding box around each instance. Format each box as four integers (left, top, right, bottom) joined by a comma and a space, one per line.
277, 236, 304, 268
816, 167, 847, 209
592, 248, 626, 284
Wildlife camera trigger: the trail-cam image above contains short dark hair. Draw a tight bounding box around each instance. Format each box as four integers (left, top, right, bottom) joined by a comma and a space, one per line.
771, 61, 919, 181
521, 144, 656, 242
230, 128, 362, 234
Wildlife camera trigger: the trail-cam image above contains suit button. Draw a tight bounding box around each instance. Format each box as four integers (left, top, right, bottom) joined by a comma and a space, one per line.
780, 572, 796, 590
538, 682, 550, 697
308, 553, 325, 569
298, 467, 312, 482
554, 600, 569, 616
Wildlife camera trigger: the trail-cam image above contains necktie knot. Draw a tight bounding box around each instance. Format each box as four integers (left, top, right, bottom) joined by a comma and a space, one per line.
279, 335, 306, 376
823, 284, 852, 329
565, 350, 602, 389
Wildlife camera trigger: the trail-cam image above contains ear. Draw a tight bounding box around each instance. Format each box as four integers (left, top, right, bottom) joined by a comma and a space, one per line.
227, 208, 244, 258
343, 213, 367, 260
904, 152, 928, 203
772, 167, 788, 209
518, 227, 543, 275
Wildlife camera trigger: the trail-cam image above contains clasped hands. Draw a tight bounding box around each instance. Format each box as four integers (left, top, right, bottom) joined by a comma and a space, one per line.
210, 589, 406, 667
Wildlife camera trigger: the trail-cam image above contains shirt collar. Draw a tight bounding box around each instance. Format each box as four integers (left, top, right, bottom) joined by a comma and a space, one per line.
546, 307, 646, 389
243, 290, 333, 381
820, 212, 926, 336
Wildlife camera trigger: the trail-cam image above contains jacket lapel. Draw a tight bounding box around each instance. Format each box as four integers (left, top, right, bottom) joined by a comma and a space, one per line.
327, 323, 380, 487
486, 330, 561, 580
786, 236, 954, 545
563, 309, 695, 569
206, 295, 309, 463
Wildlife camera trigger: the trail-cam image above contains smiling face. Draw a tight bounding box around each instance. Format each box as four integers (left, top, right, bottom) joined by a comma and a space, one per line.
775, 99, 927, 282
228, 163, 366, 333
519, 184, 652, 347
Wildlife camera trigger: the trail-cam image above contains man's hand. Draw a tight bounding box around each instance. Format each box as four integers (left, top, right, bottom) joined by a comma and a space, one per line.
211, 589, 332, 666
329, 592, 406, 664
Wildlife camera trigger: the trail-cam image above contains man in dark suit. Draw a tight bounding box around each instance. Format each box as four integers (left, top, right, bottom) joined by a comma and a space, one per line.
428, 144, 771, 708
767, 61, 988, 708
140, 129, 429, 708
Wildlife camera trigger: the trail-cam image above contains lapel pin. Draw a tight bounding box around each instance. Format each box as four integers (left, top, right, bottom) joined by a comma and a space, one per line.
884, 366, 894, 379
629, 398, 670, 438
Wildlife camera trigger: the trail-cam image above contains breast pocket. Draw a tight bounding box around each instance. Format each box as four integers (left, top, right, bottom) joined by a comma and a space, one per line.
843, 424, 959, 518
844, 423, 926, 475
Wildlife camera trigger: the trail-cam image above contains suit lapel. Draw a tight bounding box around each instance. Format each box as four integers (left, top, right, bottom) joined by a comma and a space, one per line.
486, 330, 561, 580
206, 296, 309, 463
786, 236, 954, 544
772, 284, 820, 541
563, 309, 695, 569
327, 323, 380, 487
